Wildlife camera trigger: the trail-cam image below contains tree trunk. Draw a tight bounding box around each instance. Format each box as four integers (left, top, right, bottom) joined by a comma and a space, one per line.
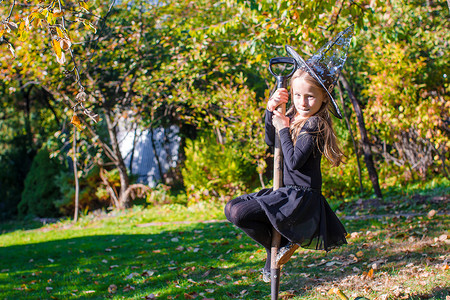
339, 75, 383, 199
104, 109, 130, 209
21, 83, 33, 150
150, 127, 165, 185
73, 127, 80, 222
129, 123, 138, 173
337, 82, 364, 194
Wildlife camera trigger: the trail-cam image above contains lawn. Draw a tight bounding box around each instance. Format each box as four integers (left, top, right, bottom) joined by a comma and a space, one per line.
0, 192, 449, 299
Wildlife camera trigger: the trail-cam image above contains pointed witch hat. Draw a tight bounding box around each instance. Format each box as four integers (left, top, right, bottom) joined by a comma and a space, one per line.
285, 25, 354, 119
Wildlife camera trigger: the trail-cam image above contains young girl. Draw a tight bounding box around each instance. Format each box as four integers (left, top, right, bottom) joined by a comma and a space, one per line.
224, 25, 353, 282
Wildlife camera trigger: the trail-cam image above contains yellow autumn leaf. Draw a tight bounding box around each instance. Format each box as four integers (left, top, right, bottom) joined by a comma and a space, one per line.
52, 39, 62, 59
328, 288, 349, 300
18, 29, 29, 42
79, 1, 89, 11
56, 50, 66, 64
56, 27, 65, 38
71, 115, 83, 130
83, 21, 97, 33
0, 29, 4, 38
30, 12, 43, 28
53, 10, 64, 18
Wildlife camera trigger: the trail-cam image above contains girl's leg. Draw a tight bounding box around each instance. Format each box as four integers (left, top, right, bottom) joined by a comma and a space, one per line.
225, 197, 273, 271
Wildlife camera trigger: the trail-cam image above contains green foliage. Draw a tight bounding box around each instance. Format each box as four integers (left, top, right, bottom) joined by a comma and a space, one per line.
349, 0, 450, 178
322, 155, 372, 204
181, 131, 258, 204
54, 166, 109, 216
18, 148, 65, 218
1, 0, 449, 211
0, 201, 449, 299
0, 136, 35, 220
146, 184, 188, 206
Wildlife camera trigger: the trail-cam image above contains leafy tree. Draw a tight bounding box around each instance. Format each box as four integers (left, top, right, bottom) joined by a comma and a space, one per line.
350, 0, 449, 181
1, 0, 449, 216
18, 148, 65, 217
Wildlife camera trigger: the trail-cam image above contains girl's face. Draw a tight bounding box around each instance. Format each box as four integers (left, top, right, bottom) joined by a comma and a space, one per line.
292, 77, 325, 119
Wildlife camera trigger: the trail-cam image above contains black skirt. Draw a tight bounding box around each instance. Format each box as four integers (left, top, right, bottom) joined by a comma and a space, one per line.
247, 186, 347, 251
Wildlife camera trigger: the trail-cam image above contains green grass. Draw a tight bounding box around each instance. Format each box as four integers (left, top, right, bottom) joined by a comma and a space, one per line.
0, 197, 449, 299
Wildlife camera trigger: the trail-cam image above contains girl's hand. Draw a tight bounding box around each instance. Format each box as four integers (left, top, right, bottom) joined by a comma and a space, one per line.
272, 110, 290, 131
267, 88, 289, 112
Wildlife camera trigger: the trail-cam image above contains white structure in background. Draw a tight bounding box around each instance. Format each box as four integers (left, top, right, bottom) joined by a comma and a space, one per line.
117, 118, 180, 187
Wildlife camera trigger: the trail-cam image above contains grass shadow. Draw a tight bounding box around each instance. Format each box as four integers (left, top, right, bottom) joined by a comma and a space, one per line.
0, 222, 275, 299
0, 215, 448, 299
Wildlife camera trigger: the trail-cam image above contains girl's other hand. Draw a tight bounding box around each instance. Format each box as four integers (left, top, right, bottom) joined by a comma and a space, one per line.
272, 110, 290, 131
267, 88, 289, 112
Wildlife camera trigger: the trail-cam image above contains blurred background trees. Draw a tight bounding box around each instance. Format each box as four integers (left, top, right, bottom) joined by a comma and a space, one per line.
0, 0, 448, 220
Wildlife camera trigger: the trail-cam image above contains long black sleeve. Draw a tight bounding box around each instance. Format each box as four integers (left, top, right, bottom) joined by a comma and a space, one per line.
276, 116, 323, 189
264, 109, 275, 146
279, 128, 315, 171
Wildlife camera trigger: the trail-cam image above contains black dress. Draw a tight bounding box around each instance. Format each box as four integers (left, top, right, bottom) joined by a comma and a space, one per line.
246, 111, 347, 251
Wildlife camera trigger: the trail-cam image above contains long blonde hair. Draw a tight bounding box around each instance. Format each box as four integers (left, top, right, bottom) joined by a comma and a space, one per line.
286, 69, 345, 167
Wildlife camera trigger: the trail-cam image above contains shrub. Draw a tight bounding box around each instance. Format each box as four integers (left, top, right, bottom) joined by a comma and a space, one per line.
0, 142, 35, 220
181, 131, 258, 204
18, 148, 65, 218
54, 166, 110, 216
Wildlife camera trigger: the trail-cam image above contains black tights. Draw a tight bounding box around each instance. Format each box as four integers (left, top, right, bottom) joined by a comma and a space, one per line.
224, 196, 287, 271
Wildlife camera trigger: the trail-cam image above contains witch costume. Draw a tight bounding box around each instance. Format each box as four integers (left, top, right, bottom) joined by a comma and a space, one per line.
224, 25, 354, 275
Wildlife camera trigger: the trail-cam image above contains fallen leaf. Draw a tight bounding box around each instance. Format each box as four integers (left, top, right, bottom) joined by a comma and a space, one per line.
351, 232, 360, 239
280, 289, 296, 299
184, 292, 198, 299
427, 209, 436, 218
142, 270, 155, 276
123, 284, 135, 292
438, 234, 448, 241
108, 284, 117, 294
125, 272, 140, 280
328, 287, 349, 300
143, 294, 156, 299
362, 268, 374, 280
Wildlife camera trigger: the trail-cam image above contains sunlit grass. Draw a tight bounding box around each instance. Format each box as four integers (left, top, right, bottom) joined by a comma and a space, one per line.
0, 196, 448, 299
